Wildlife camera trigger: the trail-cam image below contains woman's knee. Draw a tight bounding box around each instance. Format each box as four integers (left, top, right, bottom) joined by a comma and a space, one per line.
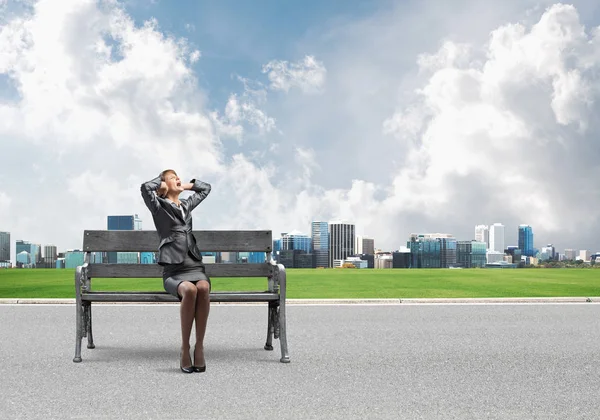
196, 280, 210, 297
178, 282, 197, 299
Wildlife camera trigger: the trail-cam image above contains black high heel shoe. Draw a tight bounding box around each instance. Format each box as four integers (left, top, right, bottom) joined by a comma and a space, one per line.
180, 351, 194, 374
193, 346, 206, 373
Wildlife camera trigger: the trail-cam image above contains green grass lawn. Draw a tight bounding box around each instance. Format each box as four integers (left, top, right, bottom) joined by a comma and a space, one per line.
0, 267, 599, 299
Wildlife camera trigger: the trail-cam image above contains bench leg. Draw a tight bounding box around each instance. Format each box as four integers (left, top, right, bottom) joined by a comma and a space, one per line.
264, 303, 275, 351
278, 302, 290, 363
85, 303, 95, 349
73, 302, 83, 363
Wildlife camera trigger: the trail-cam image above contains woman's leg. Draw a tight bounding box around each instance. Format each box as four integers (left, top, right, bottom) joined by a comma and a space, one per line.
178, 281, 197, 367
193, 280, 210, 367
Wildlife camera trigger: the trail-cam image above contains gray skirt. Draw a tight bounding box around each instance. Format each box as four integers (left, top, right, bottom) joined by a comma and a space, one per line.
162, 251, 211, 300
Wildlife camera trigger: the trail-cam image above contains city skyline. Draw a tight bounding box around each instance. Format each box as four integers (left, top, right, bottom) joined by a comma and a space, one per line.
2, 1, 600, 262
2, 216, 597, 266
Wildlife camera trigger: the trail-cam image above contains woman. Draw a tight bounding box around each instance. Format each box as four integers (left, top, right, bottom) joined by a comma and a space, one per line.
140, 169, 212, 373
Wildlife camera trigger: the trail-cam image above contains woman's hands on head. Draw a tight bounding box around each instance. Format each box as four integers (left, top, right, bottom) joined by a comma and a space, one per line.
157, 182, 168, 198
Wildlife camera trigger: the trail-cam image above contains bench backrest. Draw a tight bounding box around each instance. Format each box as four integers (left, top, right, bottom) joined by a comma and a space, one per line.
82, 230, 274, 279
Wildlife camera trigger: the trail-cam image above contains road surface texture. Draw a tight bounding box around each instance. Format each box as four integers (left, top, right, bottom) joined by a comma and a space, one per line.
1, 303, 599, 419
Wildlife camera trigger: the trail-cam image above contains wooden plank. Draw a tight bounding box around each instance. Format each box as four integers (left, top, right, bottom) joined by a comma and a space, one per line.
81, 291, 280, 302
87, 263, 274, 278
82, 230, 272, 252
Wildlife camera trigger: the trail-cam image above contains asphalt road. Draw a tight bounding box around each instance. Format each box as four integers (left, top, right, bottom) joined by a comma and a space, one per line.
1, 303, 600, 419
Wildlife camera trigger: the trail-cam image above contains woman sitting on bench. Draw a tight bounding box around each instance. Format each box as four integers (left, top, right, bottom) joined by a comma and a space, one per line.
141, 170, 212, 373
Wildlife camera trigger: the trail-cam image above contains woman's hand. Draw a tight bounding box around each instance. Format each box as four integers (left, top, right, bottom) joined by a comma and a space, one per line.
181, 182, 194, 190
157, 182, 168, 197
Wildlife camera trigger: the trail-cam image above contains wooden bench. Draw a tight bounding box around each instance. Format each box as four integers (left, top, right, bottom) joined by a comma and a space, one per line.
73, 229, 290, 363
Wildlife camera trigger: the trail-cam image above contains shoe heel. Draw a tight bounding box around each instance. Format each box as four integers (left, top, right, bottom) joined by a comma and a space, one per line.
193, 346, 206, 373
180, 351, 193, 374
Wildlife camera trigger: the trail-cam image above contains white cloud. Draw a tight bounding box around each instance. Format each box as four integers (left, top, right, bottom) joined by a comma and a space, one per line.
1, 0, 599, 260
210, 76, 276, 140
380, 3, 600, 241
189, 49, 200, 63
262, 55, 326, 93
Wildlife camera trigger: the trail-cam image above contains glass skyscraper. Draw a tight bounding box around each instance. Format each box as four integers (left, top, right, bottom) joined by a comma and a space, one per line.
281, 233, 312, 253
518, 225, 534, 257
457, 241, 487, 268
16, 240, 38, 267
0, 231, 10, 263
311, 222, 329, 268
407, 237, 441, 268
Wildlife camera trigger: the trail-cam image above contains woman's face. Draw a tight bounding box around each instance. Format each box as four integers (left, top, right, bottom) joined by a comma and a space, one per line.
164, 173, 184, 194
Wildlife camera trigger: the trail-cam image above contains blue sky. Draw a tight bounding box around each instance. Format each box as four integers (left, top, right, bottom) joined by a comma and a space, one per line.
124, 0, 386, 108
1, 0, 600, 261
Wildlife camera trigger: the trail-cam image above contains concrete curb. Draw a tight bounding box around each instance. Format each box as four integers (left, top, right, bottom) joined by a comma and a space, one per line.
0, 297, 598, 305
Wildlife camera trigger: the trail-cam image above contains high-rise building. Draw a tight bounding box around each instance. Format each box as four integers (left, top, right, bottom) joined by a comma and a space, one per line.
107, 214, 142, 264
488, 223, 505, 253
311, 221, 329, 268
518, 225, 534, 257
329, 222, 355, 268
16, 251, 31, 267
439, 237, 457, 268
355, 236, 375, 255
407, 234, 443, 268
0, 231, 10, 263
457, 241, 487, 268
281, 232, 312, 253
16, 240, 38, 268
578, 250, 590, 261
43, 245, 58, 267
564, 249, 577, 260
474, 225, 489, 249
275, 232, 314, 268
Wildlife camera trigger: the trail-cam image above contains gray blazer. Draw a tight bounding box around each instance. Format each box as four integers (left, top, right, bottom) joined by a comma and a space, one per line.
140, 175, 211, 266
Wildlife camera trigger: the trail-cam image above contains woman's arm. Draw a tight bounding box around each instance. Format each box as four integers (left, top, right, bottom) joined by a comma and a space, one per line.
140, 175, 166, 214
183, 179, 211, 212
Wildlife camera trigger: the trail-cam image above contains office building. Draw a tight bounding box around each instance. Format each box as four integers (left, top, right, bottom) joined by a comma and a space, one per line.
518, 225, 534, 257
107, 214, 142, 264
564, 249, 577, 260
65, 250, 85, 269
407, 234, 442, 268
281, 232, 312, 253
44, 245, 57, 263
16, 251, 31, 267
311, 221, 329, 268
439, 237, 457, 268
329, 222, 355, 268
457, 241, 487, 268
354, 236, 375, 255
474, 225, 489, 249
273, 232, 314, 267
392, 247, 411, 268
539, 244, 556, 261
0, 231, 9, 263
489, 223, 505, 253
375, 252, 393, 269
16, 240, 39, 268
505, 246, 522, 266
578, 250, 590, 261
486, 251, 504, 264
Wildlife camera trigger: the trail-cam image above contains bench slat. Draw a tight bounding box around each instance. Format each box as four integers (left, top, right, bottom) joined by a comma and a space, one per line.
81, 291, 279, 302
87, 263, 273, 278
83, 230, 272, 252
